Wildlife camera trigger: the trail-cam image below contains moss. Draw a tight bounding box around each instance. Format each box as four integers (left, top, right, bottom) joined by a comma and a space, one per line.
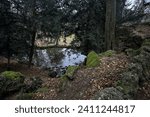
36, 87, 49, 93
86, 51, 100, 67
65, 66, 79, 78
99, 50, 116, 57
1, 71, 24, 80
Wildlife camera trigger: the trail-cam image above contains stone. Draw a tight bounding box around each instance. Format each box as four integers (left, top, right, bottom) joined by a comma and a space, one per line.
119, 71, 139, 96
64, 66, 79, 80
48, 70, 57, 78
94, 87, 124, 100
86, 51, 100, 67
0, 71, 25, 98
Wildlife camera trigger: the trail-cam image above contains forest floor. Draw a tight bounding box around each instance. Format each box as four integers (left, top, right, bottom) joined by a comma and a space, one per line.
0, 53, 150, 100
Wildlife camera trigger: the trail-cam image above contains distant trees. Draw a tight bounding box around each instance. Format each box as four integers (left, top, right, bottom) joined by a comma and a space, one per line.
0, 0, 62, 68
0, 0, 19, 69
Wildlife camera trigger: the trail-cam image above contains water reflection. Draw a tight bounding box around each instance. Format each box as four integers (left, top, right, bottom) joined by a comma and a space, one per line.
34, 48, 86, 68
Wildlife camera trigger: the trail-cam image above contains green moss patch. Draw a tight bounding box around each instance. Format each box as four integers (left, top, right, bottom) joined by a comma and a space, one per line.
65, 66, 79, 78
86, 51, 100, 67
99, 50, 116, 57
1, 71, 24, 80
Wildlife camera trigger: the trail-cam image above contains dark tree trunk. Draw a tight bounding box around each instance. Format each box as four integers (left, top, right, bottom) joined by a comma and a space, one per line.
7, 37, 11, 70
28, 30, 36, 68
105, 0, 111, 50
105, 0, 117, 50
28, 0, 37, 68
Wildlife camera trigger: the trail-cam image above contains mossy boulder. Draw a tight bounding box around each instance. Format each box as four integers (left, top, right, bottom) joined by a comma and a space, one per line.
117, 72, 139, 95
0, 71, 25, 98
99, 50, 116, 57
1, 71, 24, 80
86, 51, 100, 67
64, 66, 78, 80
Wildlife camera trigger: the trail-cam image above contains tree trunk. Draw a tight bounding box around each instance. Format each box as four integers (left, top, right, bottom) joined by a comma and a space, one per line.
28, 0, 37, 68
111, 0, 117, 50
28, 30, 36, 68
7, 37, 10, 70
105, 0, 111, 50
105, 0, 117, 50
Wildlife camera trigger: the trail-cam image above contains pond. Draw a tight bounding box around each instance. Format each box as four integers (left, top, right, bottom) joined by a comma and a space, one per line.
33, 48, 86, 69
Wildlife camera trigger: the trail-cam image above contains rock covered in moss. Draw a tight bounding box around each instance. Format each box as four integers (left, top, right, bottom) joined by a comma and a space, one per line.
118, 71, 139, 96
94, 87, 124, 100
86, 51, 100, 67
0, 71, 25, 98
99, 50, 116, 57
1, 71, 24, 80
65, 66, 78, 80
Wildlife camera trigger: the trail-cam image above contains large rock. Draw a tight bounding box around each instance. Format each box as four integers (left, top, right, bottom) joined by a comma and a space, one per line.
86, 51, 100, 67
119, 71, 139, 96
94, 87, 124, 100
133, 39, 150, 81
117, 39, 150, 99
0, 71, 25, 98
64, 66, 78, 80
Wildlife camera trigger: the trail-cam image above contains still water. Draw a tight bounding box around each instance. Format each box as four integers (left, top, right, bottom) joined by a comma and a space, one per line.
34, 48, 86, 68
